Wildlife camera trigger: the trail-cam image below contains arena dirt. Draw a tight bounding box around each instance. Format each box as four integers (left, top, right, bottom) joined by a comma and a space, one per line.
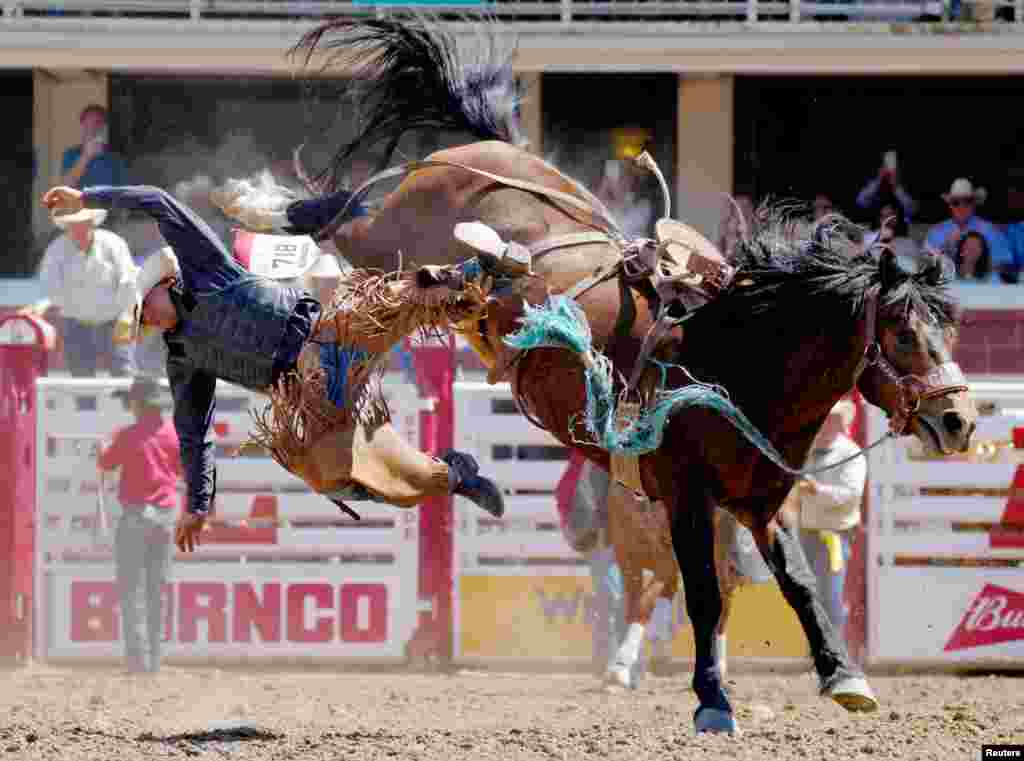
0, 663, 1021, 759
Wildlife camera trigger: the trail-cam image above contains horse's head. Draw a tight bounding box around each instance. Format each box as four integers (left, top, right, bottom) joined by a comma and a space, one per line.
856, 249, 977, 455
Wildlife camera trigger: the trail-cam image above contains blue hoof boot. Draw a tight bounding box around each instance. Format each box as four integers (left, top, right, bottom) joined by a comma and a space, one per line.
694, 707, 739, 735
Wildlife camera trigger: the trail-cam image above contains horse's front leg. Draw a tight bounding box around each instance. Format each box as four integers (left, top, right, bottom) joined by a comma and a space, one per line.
671, 491, 736, 734
749, 519, 878, 713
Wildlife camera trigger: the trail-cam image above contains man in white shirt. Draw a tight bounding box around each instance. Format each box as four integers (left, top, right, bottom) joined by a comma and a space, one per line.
27, 206, 137, 376
791, 399, 866, 644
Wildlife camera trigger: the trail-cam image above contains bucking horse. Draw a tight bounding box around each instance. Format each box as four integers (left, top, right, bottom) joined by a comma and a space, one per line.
243, 17, 978, 734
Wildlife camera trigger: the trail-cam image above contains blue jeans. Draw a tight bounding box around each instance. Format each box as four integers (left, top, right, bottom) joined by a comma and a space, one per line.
62, 317, 135, 377
588, 547, 625, 673
116, 510, 174, 672
799, 529, 852, 641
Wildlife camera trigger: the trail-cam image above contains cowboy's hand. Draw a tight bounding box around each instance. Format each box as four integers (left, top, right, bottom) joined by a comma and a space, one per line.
42, 187, 84, 216
174, 512, 207, 553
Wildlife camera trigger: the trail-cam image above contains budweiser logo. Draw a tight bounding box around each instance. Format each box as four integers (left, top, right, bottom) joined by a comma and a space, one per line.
944, 584, 1024, 652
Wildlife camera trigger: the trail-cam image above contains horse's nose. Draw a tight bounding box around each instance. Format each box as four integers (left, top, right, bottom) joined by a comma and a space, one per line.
942, 411, 965, 436
942, 411, 976, 451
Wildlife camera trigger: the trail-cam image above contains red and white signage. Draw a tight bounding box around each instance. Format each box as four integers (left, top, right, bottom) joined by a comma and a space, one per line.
44, 567, 412, 659
867, 380, 1024, 666
35, 377, 425, 661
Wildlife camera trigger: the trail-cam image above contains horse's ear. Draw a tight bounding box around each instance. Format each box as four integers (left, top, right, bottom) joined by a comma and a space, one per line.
878, 246, 903, 290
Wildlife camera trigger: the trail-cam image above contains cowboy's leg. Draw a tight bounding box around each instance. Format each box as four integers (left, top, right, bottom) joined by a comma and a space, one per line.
329, 422, 504, 518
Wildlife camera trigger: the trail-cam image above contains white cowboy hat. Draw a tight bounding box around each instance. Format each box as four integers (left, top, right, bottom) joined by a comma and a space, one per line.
133, 247, 180, 338
942, 178, 988, 206
51, 207, 107, 229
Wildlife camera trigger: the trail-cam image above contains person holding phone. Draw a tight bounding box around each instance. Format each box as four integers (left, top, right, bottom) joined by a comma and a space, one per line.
59, 105, 128, 190
855, 150, 917, 225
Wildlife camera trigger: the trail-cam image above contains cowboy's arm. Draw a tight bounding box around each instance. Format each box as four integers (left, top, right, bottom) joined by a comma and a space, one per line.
82, 185, 240, 288
168, 356, 217, 517
24, 244, 58, 316
855, 177, 881, 210
983, 223, 1015, 270
286, 189, 368, 237
893, 184, 917, 220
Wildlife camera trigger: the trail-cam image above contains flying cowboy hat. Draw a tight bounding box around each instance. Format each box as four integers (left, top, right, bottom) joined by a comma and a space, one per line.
51, 207, 107, 229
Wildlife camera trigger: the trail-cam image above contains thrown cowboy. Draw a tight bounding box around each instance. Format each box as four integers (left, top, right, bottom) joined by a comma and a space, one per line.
41, 183, 505, 554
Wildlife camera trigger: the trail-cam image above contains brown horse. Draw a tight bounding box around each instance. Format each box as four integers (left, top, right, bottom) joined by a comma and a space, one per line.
291, 18, 977, 733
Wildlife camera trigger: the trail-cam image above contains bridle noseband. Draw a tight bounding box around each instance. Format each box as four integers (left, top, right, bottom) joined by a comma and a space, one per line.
855, 285, 969, 436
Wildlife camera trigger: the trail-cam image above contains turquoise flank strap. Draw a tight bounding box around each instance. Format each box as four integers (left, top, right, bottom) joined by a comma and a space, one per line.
504, 295, 882, 476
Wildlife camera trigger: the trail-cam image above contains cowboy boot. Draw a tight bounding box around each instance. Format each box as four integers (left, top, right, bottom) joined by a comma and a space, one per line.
441, 450, 506, 518
453, 221, 532, 276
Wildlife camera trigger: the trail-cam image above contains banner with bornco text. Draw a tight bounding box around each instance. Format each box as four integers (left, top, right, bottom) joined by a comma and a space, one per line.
34, 377, 424, 661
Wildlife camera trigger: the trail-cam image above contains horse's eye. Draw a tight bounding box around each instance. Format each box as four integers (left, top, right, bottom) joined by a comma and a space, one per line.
896, 330, 916, 347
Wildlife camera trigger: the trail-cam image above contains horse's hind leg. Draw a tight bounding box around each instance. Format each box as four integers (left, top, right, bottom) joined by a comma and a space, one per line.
605, 547, 650, 689
671, 491, 736, 734
712, 508, 741, 679
750, 519, 878, 713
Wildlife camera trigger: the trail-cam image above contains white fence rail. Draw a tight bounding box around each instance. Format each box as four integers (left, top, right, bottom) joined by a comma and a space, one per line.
867, 380, 1024, 666
34, 376, 427, 661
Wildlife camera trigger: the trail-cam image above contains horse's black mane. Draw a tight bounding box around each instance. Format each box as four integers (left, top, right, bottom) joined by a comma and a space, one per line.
691, 208, 959, 332
293, 16, 523, 193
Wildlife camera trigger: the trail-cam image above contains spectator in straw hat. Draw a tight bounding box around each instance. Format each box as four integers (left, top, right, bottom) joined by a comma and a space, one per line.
42, 183, 505, 556
98, 376, 180, 674
788, 398, 865, 644
925, 178, 1013, 275
23, 203, 137, 377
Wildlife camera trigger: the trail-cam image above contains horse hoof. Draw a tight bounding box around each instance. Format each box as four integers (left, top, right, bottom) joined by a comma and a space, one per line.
825, 675, 879, 713
604, 666, 632, 690
694, 707, 739, 735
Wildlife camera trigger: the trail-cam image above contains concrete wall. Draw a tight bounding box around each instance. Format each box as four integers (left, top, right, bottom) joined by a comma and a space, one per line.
675, 74, 734, 242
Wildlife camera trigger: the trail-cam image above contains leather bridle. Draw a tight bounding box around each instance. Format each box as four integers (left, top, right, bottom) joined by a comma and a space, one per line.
854, 285, 969, 436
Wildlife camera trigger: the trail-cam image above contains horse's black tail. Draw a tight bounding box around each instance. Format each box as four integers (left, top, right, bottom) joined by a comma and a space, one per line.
293, 17, 524, 191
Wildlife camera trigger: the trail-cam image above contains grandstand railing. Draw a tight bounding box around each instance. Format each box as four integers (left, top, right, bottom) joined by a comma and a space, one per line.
2, 0, 1022, 26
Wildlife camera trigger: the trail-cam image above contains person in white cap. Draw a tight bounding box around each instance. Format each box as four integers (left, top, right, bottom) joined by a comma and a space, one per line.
41, 183, 506, 554
925, 177, 1013, 274
22, 204, 137, 377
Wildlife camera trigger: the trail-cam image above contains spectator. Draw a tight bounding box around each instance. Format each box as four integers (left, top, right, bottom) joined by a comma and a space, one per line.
925, 178, 1014, 276
954, 231, 995, 282
790, 399, 865, 643
718, 190, 755, 258
59, 104, 128, 190
862, 199, 921, 263
856, 150, 917, 225
24, 205, 137, 377
98, 376, 181, 674
596, 159, 653, 239
1002, 169, 1024, 280
812, 193, 837, 222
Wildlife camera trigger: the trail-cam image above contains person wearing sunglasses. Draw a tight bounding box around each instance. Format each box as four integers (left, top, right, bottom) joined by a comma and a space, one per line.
925, 178, 1013, 278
